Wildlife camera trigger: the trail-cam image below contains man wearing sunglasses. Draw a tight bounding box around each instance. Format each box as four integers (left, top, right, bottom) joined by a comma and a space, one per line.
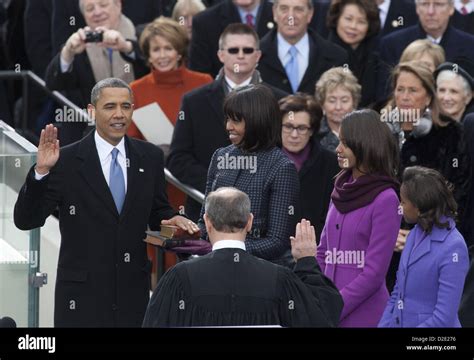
189, 0, 275, 77
167, 23, 287, 221
257, 0, 348, 95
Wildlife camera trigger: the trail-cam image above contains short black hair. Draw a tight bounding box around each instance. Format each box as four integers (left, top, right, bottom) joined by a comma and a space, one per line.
402, 166, 457, 233
340, 109, 399, 179
223, 84, 281, 152
90, 77, 133, 106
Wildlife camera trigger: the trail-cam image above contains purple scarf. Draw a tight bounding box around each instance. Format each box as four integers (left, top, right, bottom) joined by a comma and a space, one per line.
331, 170, 399, 213
282, 143, 312, 172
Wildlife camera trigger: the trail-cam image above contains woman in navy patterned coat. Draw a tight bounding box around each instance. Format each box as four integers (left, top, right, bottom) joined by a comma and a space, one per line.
198, 84, 300, 268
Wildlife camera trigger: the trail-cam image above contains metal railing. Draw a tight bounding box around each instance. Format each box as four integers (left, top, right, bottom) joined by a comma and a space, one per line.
0, 70, 204, 204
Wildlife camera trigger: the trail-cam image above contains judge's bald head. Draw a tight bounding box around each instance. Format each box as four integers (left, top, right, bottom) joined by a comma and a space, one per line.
204, 187, 252, 235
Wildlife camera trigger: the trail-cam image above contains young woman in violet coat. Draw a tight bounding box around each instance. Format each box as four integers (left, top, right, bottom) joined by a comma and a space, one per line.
316, 109, 402, 327
379, 166, 469, 327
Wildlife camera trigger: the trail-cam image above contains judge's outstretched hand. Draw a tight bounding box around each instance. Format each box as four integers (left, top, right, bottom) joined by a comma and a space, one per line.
290, 219, 317, 261
36, 124, 60, 175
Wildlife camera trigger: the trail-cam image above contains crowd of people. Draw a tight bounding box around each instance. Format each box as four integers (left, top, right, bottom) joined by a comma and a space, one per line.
1, 0, 474, 328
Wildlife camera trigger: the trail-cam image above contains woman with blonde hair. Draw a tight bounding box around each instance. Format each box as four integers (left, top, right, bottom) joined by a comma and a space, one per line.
171, 0, 206, 40
399, 39, 446, 72
315, 66, 361, 152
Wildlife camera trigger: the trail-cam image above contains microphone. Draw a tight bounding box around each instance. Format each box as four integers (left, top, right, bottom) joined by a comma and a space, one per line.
0, 316, 17, 328
383, 106, 432, 140
411, 109, 433, 138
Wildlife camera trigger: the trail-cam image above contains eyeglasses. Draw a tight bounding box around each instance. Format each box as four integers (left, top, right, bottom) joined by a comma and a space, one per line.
417, 1, 450, 10
223, 47, 256, 54
282, 123, 312, 135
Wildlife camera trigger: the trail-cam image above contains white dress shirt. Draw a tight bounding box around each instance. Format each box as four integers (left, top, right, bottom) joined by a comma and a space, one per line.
237, 3, 260, 25
225, 75, 253, 91
426, 34, 443, 44
455, 0, 474, 14
378, 0, 391, 29
60, 56, 73, 73
277, 32, 309, 85
212, 239, 246, 251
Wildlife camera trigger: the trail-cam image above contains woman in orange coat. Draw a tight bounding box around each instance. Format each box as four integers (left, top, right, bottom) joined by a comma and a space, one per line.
128, 16, 212, 137
128, 17, 212, 205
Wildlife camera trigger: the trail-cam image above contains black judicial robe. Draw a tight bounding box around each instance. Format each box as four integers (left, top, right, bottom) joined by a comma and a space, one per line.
142, 248, 343, 327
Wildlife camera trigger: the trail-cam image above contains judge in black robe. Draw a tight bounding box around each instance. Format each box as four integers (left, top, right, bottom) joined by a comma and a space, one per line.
142, 187, 343, 327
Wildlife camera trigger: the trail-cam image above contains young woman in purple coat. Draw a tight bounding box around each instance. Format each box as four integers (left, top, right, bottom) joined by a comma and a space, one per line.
316, 109, 402, 327
379, 167, 469, 327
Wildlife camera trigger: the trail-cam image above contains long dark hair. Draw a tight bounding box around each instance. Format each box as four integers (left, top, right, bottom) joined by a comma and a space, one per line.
340, 109, 399, 179
402, 166, 457, 233
223, 84, 281, 152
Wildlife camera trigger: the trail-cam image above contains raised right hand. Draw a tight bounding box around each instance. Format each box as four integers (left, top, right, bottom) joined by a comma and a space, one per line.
35, 124, 60, 175
290, 219, 317, 261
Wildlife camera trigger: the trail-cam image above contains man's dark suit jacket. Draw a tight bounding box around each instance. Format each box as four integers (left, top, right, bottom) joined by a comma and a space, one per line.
377, 24, 474, 100
459, 244, 474, 327
142, 248, 343, 327
451, 10, 474, 35
24, 0, 53, 78
380, 0, 418, 37
257, 28, 348, 95
308, 0, 330, 39
166, 76, 287, 221
189, 0, 275, 77
14, 132, 176, 327
462, 114, 474, 248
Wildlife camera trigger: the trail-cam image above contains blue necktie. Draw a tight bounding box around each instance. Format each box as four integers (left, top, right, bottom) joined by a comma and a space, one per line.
285, 46, 299, 93
107, 48, 113, 64
109, 148, 125, 213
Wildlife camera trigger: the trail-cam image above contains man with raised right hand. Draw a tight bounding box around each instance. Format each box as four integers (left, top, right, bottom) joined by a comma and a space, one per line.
14, 77, 198, 327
